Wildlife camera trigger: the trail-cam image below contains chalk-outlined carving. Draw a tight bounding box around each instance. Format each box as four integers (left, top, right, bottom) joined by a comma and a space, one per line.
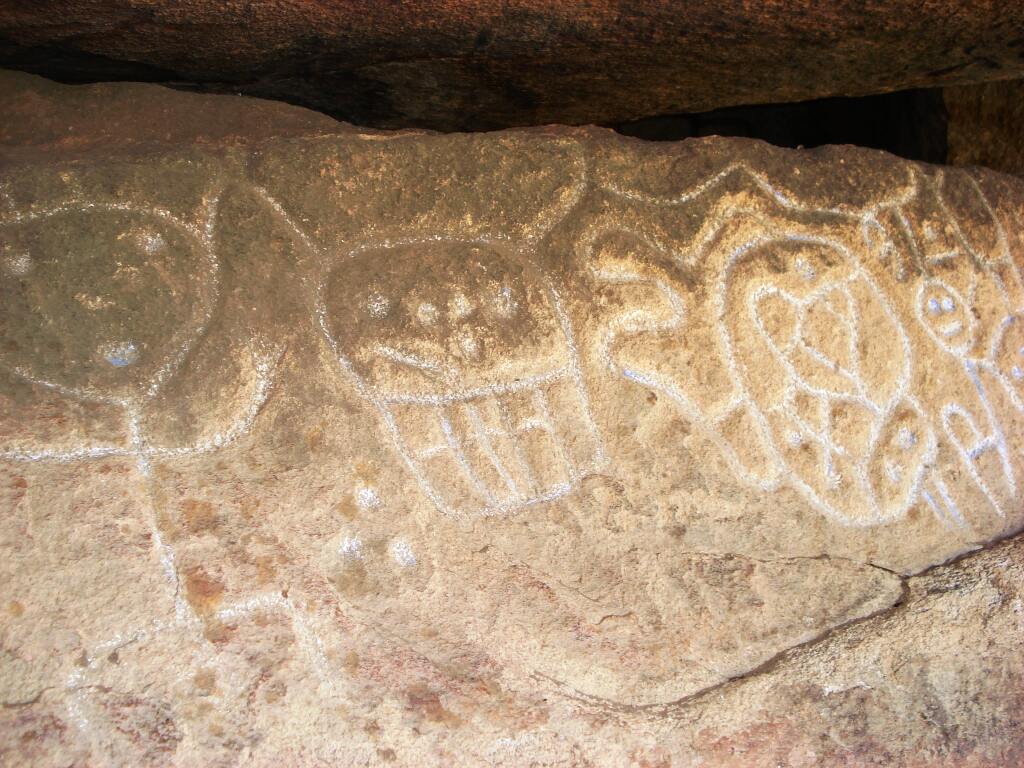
63, 591, 345, 761
993, 314, 1024, 410
0, 195, 283, 618
254, 139, 601, 518
584, 226, 786, 491
316, 240, 606, 518
582, 161, 1024, 527
864, 170, 1024, 521
719, 234, 938, 525
861, 170, 1024, 525
916, 277, 1017, 519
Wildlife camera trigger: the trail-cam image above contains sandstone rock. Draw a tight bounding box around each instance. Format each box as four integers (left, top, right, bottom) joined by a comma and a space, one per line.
2, 72, 1024, 766
947, 78, 1024, 178
2, 3, 1024, 130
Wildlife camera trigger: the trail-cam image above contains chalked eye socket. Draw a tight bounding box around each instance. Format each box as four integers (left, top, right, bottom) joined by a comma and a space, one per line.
335, 247, 539, 351
322, 243, 567, 399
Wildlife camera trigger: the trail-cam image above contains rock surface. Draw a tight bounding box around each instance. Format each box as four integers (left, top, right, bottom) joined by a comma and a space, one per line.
947, 78, 1024, 178
2, 72, 1024, 766
2, 3, 1024, 130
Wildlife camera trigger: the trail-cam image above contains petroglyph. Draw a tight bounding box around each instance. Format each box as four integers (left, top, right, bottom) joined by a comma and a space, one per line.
867, 170, 1024, 524
318, 240, 605, 518
0, 202, 218, 402
722, 234, 937, 525
584, 161, 1024, 531
0, 193, 284, 625
4, 73, 1024, 765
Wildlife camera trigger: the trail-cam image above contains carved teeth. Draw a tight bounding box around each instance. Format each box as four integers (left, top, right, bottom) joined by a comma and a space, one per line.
416, 301, 439, 325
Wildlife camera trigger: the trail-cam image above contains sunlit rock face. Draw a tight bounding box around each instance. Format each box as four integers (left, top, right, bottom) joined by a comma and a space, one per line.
2, 72, 1024, 767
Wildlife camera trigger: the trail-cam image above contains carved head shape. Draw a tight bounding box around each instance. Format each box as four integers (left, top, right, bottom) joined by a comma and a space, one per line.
0, 206, 218, 400
320, 241, 603, 518
321, 242, 570, 397
916, 277, 977, 358
736, 237, 909, 405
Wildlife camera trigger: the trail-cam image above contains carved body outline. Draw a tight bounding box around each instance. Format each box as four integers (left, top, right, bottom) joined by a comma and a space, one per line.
0, 194, 284, 619
313, 237, 607, 518
586, 161, 1024, 528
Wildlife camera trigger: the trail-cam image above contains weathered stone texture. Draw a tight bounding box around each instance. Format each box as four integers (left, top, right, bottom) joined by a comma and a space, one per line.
1, 2, 1024, 130
947, 78, 1024, 178
2, 73, 1024, 766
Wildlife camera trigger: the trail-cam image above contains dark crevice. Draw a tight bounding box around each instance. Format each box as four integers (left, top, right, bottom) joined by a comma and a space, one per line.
0, 43, 950, 163
0, 42, 183, 85
610, 89, 949, 163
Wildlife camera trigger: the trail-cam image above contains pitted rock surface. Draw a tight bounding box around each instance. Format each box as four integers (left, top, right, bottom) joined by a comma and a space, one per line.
2, 73, 1024, 766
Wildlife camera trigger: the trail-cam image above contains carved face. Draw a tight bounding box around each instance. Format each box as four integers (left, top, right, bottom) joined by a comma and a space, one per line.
867, 403, 934, 519
0, 207, 216, 399
321, 242, 603, 517
324, 242, 566, 395
745, 240, 864, 400
917, 278, 977, 357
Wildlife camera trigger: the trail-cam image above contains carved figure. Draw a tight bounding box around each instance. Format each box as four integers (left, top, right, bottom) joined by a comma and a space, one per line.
720, 234, 937, 525
0, 196, 282, 618
318, 240, 605, 517
869, 171, 1024, 520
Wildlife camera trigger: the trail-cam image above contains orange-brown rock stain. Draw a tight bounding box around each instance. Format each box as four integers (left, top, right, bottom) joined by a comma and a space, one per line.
192, 668, 217, 696
329, 561, 372, 597
183, 566, 225, 616
404, 684, 462, 727
181, 498, 219, 535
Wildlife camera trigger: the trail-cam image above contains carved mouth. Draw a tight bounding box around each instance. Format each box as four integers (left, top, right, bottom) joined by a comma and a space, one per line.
372, 367, 603, 517
371, 343, 446, 378
940, 320, 964, 338
99, 341, 140, 368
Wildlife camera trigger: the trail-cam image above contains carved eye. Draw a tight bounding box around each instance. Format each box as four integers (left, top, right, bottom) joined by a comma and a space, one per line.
3, 251, 32, 276
366, 292, 390, 318
99, 341, 139, 368
926, 291, 958, 316
456, 329, 480, 359
416, 301, 439, 326
389, 538, 417, 567
449, 291, 474, 320
355, 486, 380, 510
794, 258, 816, 282
136, 230, 166, 254
896, 427, 917, 450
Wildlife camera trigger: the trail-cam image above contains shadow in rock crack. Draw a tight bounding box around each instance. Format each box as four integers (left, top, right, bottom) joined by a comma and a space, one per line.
612, 89, 949, 164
